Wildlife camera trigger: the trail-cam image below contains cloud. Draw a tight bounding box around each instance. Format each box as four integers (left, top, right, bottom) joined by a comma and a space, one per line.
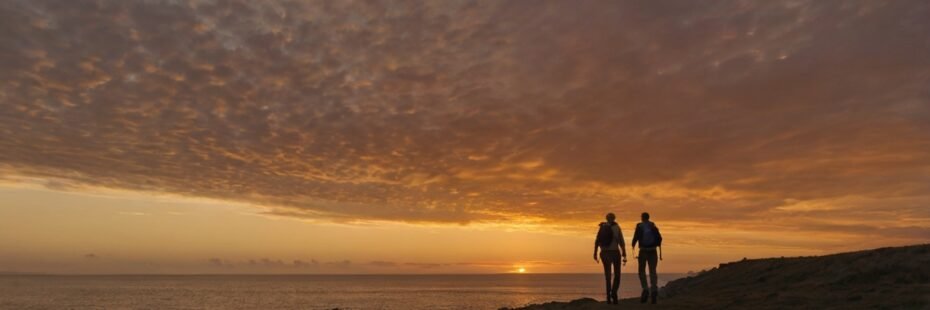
43, 179, 76, 191
324, 260, 352, 268
118, 211, 149, 216
292, 259, 317, 269
208, 258, 234, 268
370, 261, 448, 270
200, 257, 553, 273
84, 253, 97, 259
403, 262, 443, 269
0, 0, 928, 247
369, 261, 397, 267
205, 257, 364, 273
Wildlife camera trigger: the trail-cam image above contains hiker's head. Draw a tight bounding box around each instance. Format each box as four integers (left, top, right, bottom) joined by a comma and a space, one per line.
641, 212, 650, 222
605, 213, 616, 223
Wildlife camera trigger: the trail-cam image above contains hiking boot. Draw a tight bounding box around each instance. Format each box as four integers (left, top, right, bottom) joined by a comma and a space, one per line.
650, 291, 658, 304
640, 289, 649, 303
610, 292, 619, 304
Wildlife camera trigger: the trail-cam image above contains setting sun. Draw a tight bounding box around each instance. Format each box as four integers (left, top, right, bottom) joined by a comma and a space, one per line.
518, 268, 526, 273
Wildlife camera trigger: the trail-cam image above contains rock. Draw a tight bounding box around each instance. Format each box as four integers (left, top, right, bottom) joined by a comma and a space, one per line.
506, 244, 930, 310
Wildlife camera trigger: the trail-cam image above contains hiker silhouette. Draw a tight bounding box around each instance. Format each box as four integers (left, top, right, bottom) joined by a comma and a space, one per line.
632, 212, 663, 304
594, 212, 626, 304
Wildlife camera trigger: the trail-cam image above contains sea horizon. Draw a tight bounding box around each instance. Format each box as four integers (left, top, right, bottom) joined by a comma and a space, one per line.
1, 273, 686, 309
0, 272, 686, 276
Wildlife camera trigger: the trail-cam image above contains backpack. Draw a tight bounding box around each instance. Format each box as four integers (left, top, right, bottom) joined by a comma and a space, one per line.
640, 222, 659, 248
596, 222, 616, 248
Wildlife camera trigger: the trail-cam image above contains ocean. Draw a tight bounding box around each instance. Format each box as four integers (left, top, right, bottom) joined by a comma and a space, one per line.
0, 274, 683, 309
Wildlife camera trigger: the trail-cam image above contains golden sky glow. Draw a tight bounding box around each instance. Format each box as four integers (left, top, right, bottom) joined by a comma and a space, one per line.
0, 1, 928, 274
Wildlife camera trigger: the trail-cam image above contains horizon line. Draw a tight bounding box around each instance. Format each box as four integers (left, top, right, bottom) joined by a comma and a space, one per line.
0, 272, 689, 276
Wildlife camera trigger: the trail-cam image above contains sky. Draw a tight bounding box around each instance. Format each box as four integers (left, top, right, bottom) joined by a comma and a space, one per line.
0, 0, 928, 274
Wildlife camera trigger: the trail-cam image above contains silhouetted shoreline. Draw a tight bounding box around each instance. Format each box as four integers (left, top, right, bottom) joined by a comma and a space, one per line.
502, 244, 930, 309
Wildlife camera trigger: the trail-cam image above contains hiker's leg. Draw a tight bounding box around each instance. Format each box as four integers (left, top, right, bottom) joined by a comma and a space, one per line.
638, 251, 648, 290
647, 250, 659, 292
638, 250, 649, 302
611, 252, 621, 296
601, 252, 611, 298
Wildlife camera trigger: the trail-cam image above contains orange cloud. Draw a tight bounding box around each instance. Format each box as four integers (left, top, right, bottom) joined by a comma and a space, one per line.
0, 0, 927, 251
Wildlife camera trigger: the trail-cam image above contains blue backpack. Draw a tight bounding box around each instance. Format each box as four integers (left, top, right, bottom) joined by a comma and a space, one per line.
639, 222, 661, 248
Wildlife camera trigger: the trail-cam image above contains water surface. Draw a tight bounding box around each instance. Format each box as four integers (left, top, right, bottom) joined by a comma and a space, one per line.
0, 274, 683, 309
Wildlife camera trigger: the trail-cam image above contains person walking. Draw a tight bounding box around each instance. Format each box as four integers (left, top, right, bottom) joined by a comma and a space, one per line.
632, 212, 663, 304
593, 212, 626, 304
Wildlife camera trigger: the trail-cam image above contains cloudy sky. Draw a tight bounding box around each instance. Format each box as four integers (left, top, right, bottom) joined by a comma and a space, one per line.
1, 0, 928, 274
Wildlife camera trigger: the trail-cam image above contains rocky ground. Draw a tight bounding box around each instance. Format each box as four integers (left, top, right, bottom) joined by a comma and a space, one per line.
503, 244, 930, 310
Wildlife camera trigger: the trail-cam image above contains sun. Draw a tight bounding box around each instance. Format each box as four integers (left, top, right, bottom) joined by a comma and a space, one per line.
518, 267, 526, 273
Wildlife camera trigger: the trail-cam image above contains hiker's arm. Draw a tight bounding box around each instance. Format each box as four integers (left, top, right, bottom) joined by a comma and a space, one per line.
631, 224, 641, 250
620, 242, 627, 258
655, 225, 663, 260
593, 231, 600, 262
618, 228, 627, 257
593, 243, 599, 262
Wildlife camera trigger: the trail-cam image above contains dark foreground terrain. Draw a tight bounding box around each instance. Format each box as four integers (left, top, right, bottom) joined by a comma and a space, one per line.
505, 244, 930, 309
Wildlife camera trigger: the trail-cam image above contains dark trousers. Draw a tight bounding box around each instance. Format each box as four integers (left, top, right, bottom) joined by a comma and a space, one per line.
638, 248, 658, 292
600, 250, 621, 297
